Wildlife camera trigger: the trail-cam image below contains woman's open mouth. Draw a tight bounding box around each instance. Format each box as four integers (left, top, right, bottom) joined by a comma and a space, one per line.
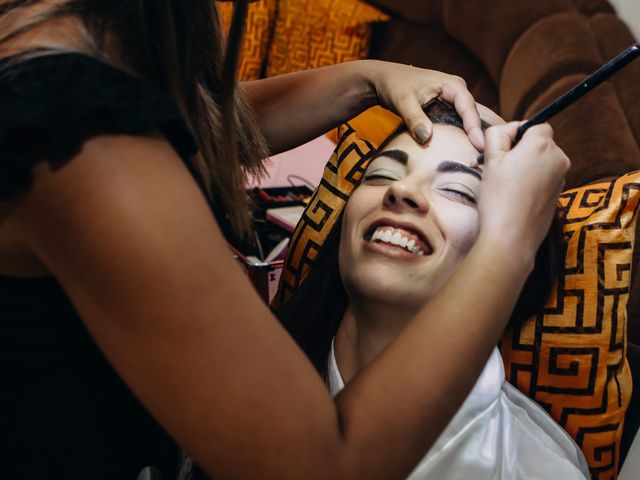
364, 221, 433, 257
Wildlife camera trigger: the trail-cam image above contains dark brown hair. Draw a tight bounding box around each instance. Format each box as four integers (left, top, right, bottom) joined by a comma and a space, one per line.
0, 0, 268, 238
277, 101, 563, 373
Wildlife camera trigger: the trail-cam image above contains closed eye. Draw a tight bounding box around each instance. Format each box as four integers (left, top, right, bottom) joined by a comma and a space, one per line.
441, 188, 477, 205
362, 172, 398, 185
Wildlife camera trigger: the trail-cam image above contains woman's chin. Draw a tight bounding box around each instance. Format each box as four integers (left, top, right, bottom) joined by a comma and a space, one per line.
345, 272, 432, 309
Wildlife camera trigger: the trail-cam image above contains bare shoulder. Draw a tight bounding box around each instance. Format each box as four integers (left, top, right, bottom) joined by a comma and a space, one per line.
9, 132, 242, 314
0, 134, 189, 276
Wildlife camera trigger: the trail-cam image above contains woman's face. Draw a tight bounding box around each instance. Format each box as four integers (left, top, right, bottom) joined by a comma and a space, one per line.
339, 125, 483, 309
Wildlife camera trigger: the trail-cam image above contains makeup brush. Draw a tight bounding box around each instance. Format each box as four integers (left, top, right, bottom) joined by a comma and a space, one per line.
477, 43, 640, 164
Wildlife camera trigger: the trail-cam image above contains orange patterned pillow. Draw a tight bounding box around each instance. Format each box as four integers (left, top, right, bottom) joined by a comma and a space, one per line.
216, 0, 277, 80
501, 172, 640, 479
266, 0, 389, 77
275, 127, 639, 479
326, 105, 402, 147
274, 123, 375, 305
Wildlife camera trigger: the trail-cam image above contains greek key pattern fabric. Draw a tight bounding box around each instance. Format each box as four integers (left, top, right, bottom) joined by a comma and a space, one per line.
217, 0, 277, 80
266, 0, 389, 77
501, 171, 640, 479
273, 124, 374, 308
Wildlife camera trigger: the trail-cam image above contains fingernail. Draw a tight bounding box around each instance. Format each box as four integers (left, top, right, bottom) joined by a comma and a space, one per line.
415, 125, 431, 144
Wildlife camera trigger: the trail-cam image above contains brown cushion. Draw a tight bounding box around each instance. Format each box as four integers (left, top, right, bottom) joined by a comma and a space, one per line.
369, 20, 499, 111
369, 0, 640, 187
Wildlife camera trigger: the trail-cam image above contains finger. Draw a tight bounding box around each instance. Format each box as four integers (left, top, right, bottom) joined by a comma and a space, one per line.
476, 103, 505, 126
483, 122, 521, 161
521, 122, 554, 141
394, 92, 434, 144
441, 80, 484, 150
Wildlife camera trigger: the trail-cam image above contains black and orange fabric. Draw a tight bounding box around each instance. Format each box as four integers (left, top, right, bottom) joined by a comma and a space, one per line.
265, 0, 388, 77
216, 0, 388, 81
273, 124, 375, 307
501, 172, 640, 479
325, 105, 402, 147
273, 127, 639, 479
217, 0, 278, 80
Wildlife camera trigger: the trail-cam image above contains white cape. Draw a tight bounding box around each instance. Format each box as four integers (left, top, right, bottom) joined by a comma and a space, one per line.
328, 344, 590, 479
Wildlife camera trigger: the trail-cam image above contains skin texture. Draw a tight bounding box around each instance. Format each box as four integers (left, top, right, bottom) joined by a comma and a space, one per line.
341, 127, 482, 308
243, 61, 484, 154
0, 14, 569, 479
337, 127, 484, 378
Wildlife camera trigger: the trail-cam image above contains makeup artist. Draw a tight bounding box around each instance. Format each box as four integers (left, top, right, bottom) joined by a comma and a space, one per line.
0, 0, 568, 478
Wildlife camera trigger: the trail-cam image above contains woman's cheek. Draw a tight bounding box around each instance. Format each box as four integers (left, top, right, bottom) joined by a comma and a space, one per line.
441, 208, 480, 253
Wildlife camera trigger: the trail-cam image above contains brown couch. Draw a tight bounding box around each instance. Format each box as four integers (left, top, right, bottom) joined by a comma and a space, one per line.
366, 0, 640, 466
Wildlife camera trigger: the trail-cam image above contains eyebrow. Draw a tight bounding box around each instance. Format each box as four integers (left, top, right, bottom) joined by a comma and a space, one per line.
437, 161, 482, 180
372, 150, 482, 180
372, 149, 408, 165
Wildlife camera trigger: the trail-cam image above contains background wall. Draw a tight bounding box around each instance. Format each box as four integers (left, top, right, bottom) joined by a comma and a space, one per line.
609, 0, 640, 40
249, 136, 334, 188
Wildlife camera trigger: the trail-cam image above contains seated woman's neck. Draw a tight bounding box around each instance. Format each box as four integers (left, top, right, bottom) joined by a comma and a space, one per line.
334, 298, 418, 383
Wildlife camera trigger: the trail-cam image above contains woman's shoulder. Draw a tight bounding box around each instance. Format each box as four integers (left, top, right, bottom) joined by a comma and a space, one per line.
0, 51, 198, 198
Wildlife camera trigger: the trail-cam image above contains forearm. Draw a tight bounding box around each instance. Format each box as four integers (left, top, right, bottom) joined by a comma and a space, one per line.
242, 61, 378, 154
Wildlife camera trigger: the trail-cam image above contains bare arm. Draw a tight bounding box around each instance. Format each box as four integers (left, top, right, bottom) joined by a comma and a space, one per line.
243, 60, 485, 155
8, 124, 565, 478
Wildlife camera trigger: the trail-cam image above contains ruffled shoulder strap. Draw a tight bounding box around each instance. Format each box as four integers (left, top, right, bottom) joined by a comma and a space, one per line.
0, 52, 198, 198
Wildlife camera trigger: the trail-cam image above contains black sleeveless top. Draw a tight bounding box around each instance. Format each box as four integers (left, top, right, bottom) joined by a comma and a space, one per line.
0, 53, 200, 479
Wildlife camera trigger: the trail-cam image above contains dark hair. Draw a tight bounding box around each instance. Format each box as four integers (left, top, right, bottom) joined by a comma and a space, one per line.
0, 0, 268, 238
277, 101, 563, 373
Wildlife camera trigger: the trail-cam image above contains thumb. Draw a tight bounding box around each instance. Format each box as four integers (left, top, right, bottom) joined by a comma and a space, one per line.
483, 121, 522, 161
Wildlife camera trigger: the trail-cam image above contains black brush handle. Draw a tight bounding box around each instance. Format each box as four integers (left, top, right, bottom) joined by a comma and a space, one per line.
477, 43, 640, 164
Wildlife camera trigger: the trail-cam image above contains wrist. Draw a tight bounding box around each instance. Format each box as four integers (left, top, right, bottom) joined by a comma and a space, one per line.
349, 60, 382, 111
475, 228, 536, 277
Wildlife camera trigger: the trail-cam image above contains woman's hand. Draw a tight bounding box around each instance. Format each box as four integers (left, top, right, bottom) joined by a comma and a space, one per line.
479, 122, 570, 261
361, 60, 484, 149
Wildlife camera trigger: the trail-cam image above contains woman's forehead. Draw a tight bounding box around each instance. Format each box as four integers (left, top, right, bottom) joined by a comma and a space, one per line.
377, 126, 482, 169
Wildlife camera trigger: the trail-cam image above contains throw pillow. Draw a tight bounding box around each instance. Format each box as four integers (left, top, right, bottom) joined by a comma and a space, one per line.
501, 172, 640, 479
216, 0, 277, 80
266, 0, 389, 77
274, 123, 375, 306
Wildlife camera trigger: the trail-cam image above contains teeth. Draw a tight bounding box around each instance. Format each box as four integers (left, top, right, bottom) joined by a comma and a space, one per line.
370, 227, 427, 256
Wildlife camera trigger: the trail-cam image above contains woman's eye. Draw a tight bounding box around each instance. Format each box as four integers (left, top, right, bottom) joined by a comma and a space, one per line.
441, 188, 477, 205
362, 173, 397, 185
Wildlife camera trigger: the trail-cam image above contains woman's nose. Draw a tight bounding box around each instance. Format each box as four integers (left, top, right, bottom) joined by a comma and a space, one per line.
383, 180, 429, 213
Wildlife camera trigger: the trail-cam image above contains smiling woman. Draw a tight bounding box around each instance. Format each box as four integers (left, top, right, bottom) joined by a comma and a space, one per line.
278, 101, 556, 372
340, 121, 483, 311
277, 101, 589, 479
